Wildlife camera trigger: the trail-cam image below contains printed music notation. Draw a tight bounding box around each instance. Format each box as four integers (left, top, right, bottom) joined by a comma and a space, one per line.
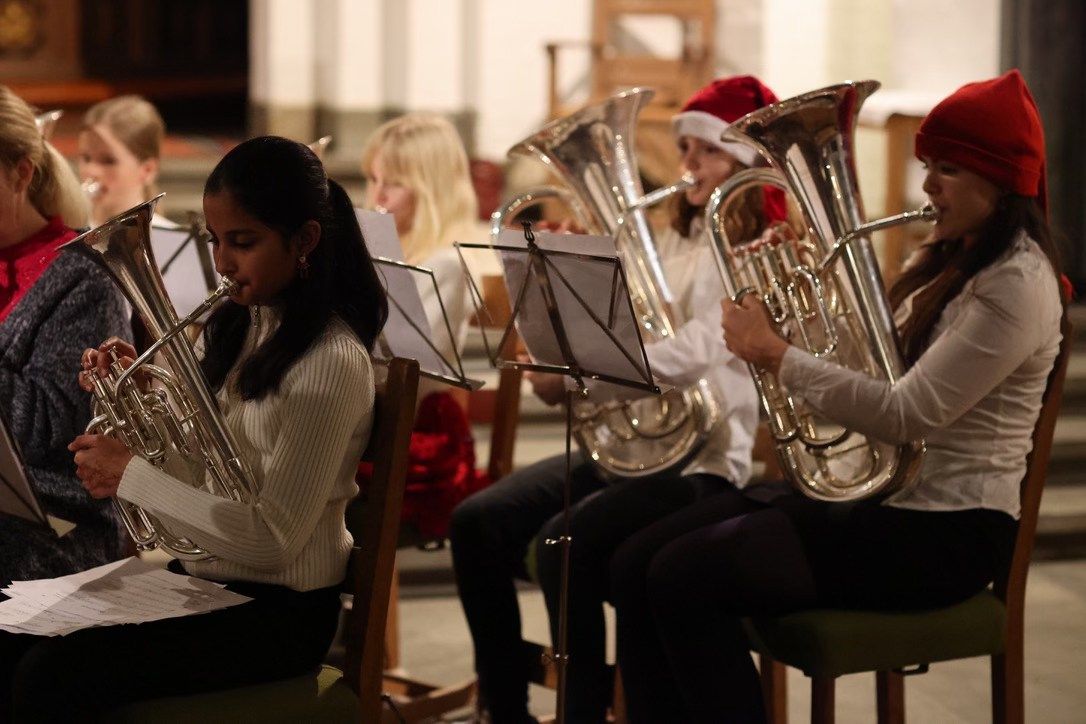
0, 557, 251, 637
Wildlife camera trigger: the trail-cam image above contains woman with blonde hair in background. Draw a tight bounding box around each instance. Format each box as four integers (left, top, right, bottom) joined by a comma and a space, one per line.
80, 95, 217, 324
79, 94, 167, 228
0, 86, 128, 591
358, 112, 489, 540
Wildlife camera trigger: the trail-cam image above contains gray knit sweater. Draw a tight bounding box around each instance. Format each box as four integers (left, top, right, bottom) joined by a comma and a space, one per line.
0, 251, 130, 583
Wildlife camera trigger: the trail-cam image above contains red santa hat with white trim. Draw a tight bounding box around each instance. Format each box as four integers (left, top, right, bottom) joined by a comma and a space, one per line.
671, 75, 780, 167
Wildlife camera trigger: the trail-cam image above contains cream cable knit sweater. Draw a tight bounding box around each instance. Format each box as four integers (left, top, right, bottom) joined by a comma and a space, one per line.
117, 307, 375, 591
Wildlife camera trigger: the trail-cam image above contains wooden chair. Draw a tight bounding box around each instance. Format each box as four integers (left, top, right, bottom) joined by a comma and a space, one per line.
747, 317, 1074, 724
547, 0, 715, 118
377, 275, 525, 721
110, 356, 420, 723
545, 0, 715, 185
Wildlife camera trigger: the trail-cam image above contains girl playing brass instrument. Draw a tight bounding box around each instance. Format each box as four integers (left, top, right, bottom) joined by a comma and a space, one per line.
451, 75, 788, 724
0, 136, 388, 720
611, 70, 1068, 723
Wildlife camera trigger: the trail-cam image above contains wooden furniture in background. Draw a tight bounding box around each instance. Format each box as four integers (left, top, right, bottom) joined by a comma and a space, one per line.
377, 275, 525, 722
545, 0, 716, 186
874, 112, 926, 284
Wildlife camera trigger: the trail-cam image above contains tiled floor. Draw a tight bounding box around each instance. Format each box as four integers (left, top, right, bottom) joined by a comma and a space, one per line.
391, 545, 1086, 723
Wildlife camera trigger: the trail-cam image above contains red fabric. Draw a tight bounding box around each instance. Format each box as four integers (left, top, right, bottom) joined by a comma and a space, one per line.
762, 187, 788, 225
356, 391, 491, 541
0, 217, 76, 323
915, 69, 1047, 212
1060, 274, 1075, 304
679, 75, 780, 123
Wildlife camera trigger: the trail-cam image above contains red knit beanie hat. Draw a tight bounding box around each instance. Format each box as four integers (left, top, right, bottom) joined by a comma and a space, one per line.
915, 69, 1047, 211
672, 75, 779, 167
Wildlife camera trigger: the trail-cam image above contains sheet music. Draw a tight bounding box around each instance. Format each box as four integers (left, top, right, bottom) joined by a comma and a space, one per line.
494, 229, 658, 400
0, 557, 251, 637
356, 209, 481, 389
0, 402, 47, 527
150, 225, 217, 318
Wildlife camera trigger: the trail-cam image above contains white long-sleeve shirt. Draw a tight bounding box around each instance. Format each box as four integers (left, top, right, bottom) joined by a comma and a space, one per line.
641, 222, 759, 486
417, 246, 471, 371
117, 308, 374, 590
779, 233, 1062, 518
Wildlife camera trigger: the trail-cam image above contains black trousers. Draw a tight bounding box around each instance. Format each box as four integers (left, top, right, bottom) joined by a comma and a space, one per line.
0, 566, 341, 723
609, 496, 1017, 724
449, 450, 761, 724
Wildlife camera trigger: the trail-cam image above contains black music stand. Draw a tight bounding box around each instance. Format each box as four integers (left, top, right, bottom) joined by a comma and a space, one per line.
152, 215, 218, 317
357, 209, 483, 391
456, 222, 662, 723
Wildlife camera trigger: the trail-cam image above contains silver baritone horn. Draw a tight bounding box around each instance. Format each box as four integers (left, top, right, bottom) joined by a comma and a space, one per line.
706, 81, 937, 502
63, 194, 254, 560
491, 87, 717, 478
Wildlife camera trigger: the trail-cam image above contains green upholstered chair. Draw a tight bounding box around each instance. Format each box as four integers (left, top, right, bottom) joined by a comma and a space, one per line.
109, 356, 420, 724
747, 317, 1073, 724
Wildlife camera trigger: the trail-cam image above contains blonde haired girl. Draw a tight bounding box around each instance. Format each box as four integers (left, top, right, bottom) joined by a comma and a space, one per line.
357, 112, 488, 541
362, 112, 478, 266
0, 87, 87, 230
79, 94, 166, 227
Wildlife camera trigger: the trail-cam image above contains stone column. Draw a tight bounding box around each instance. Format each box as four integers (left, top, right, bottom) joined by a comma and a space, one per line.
249, 0, 318, 141
1003, 0, 1086, 289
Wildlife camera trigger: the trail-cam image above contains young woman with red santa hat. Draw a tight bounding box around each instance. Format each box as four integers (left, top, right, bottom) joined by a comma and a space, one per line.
610, 69, 1068, 723
450, 75, 790, 724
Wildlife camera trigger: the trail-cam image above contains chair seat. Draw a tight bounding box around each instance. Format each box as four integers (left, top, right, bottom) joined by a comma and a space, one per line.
744, 590, 1007, 678
109, 664, 359, 723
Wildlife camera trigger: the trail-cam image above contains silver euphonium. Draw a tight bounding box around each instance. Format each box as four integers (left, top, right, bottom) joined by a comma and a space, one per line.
491, 87, 718, 478
34, 110, 63, 140
63, 194, 254, 559
706, 80, 936, 502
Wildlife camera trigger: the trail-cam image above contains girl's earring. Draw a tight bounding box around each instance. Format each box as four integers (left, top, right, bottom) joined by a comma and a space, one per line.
298, 254, 311, 279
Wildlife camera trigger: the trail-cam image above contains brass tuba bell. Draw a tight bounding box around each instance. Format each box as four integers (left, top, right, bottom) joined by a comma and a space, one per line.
706, 81, 936, 502
63, 195, 254, 559
491, 88, 718, 478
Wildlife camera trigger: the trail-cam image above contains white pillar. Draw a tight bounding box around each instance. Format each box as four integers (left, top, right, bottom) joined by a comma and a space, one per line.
473, 0, 591, 159
889, 0, 1001, 94
313, 0, 384, 157
761, 0, 832, 98
249, 0, 318, 140
403, 0, 469, 112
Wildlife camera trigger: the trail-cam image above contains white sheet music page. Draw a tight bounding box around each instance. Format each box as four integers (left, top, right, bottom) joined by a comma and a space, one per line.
150, 226, 217, 318
495, 229, 660, 400
355, 208, 457, 379
0, 404, 48, 528
0, 557, 251, 637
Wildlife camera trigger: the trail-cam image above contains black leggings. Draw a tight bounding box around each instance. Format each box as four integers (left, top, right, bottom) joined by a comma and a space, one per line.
449, 451, 756, 724
0, 569, 341, 723
609, 497, 1016, 724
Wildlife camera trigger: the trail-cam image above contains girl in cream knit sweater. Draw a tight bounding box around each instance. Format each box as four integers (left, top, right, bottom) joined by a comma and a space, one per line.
0, 136, 389, 720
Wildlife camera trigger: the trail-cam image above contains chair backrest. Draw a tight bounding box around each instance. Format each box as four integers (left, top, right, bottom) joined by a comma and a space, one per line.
341, 357, 420, 715
589, 0, 715, 108
996, 317, 1074, 608
467, 273, 524, 481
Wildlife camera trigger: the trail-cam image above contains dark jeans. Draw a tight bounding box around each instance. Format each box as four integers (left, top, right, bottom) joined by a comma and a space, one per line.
610, 497, 1018, 724
449, 450, 757, 724
0, 567, 342, 723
